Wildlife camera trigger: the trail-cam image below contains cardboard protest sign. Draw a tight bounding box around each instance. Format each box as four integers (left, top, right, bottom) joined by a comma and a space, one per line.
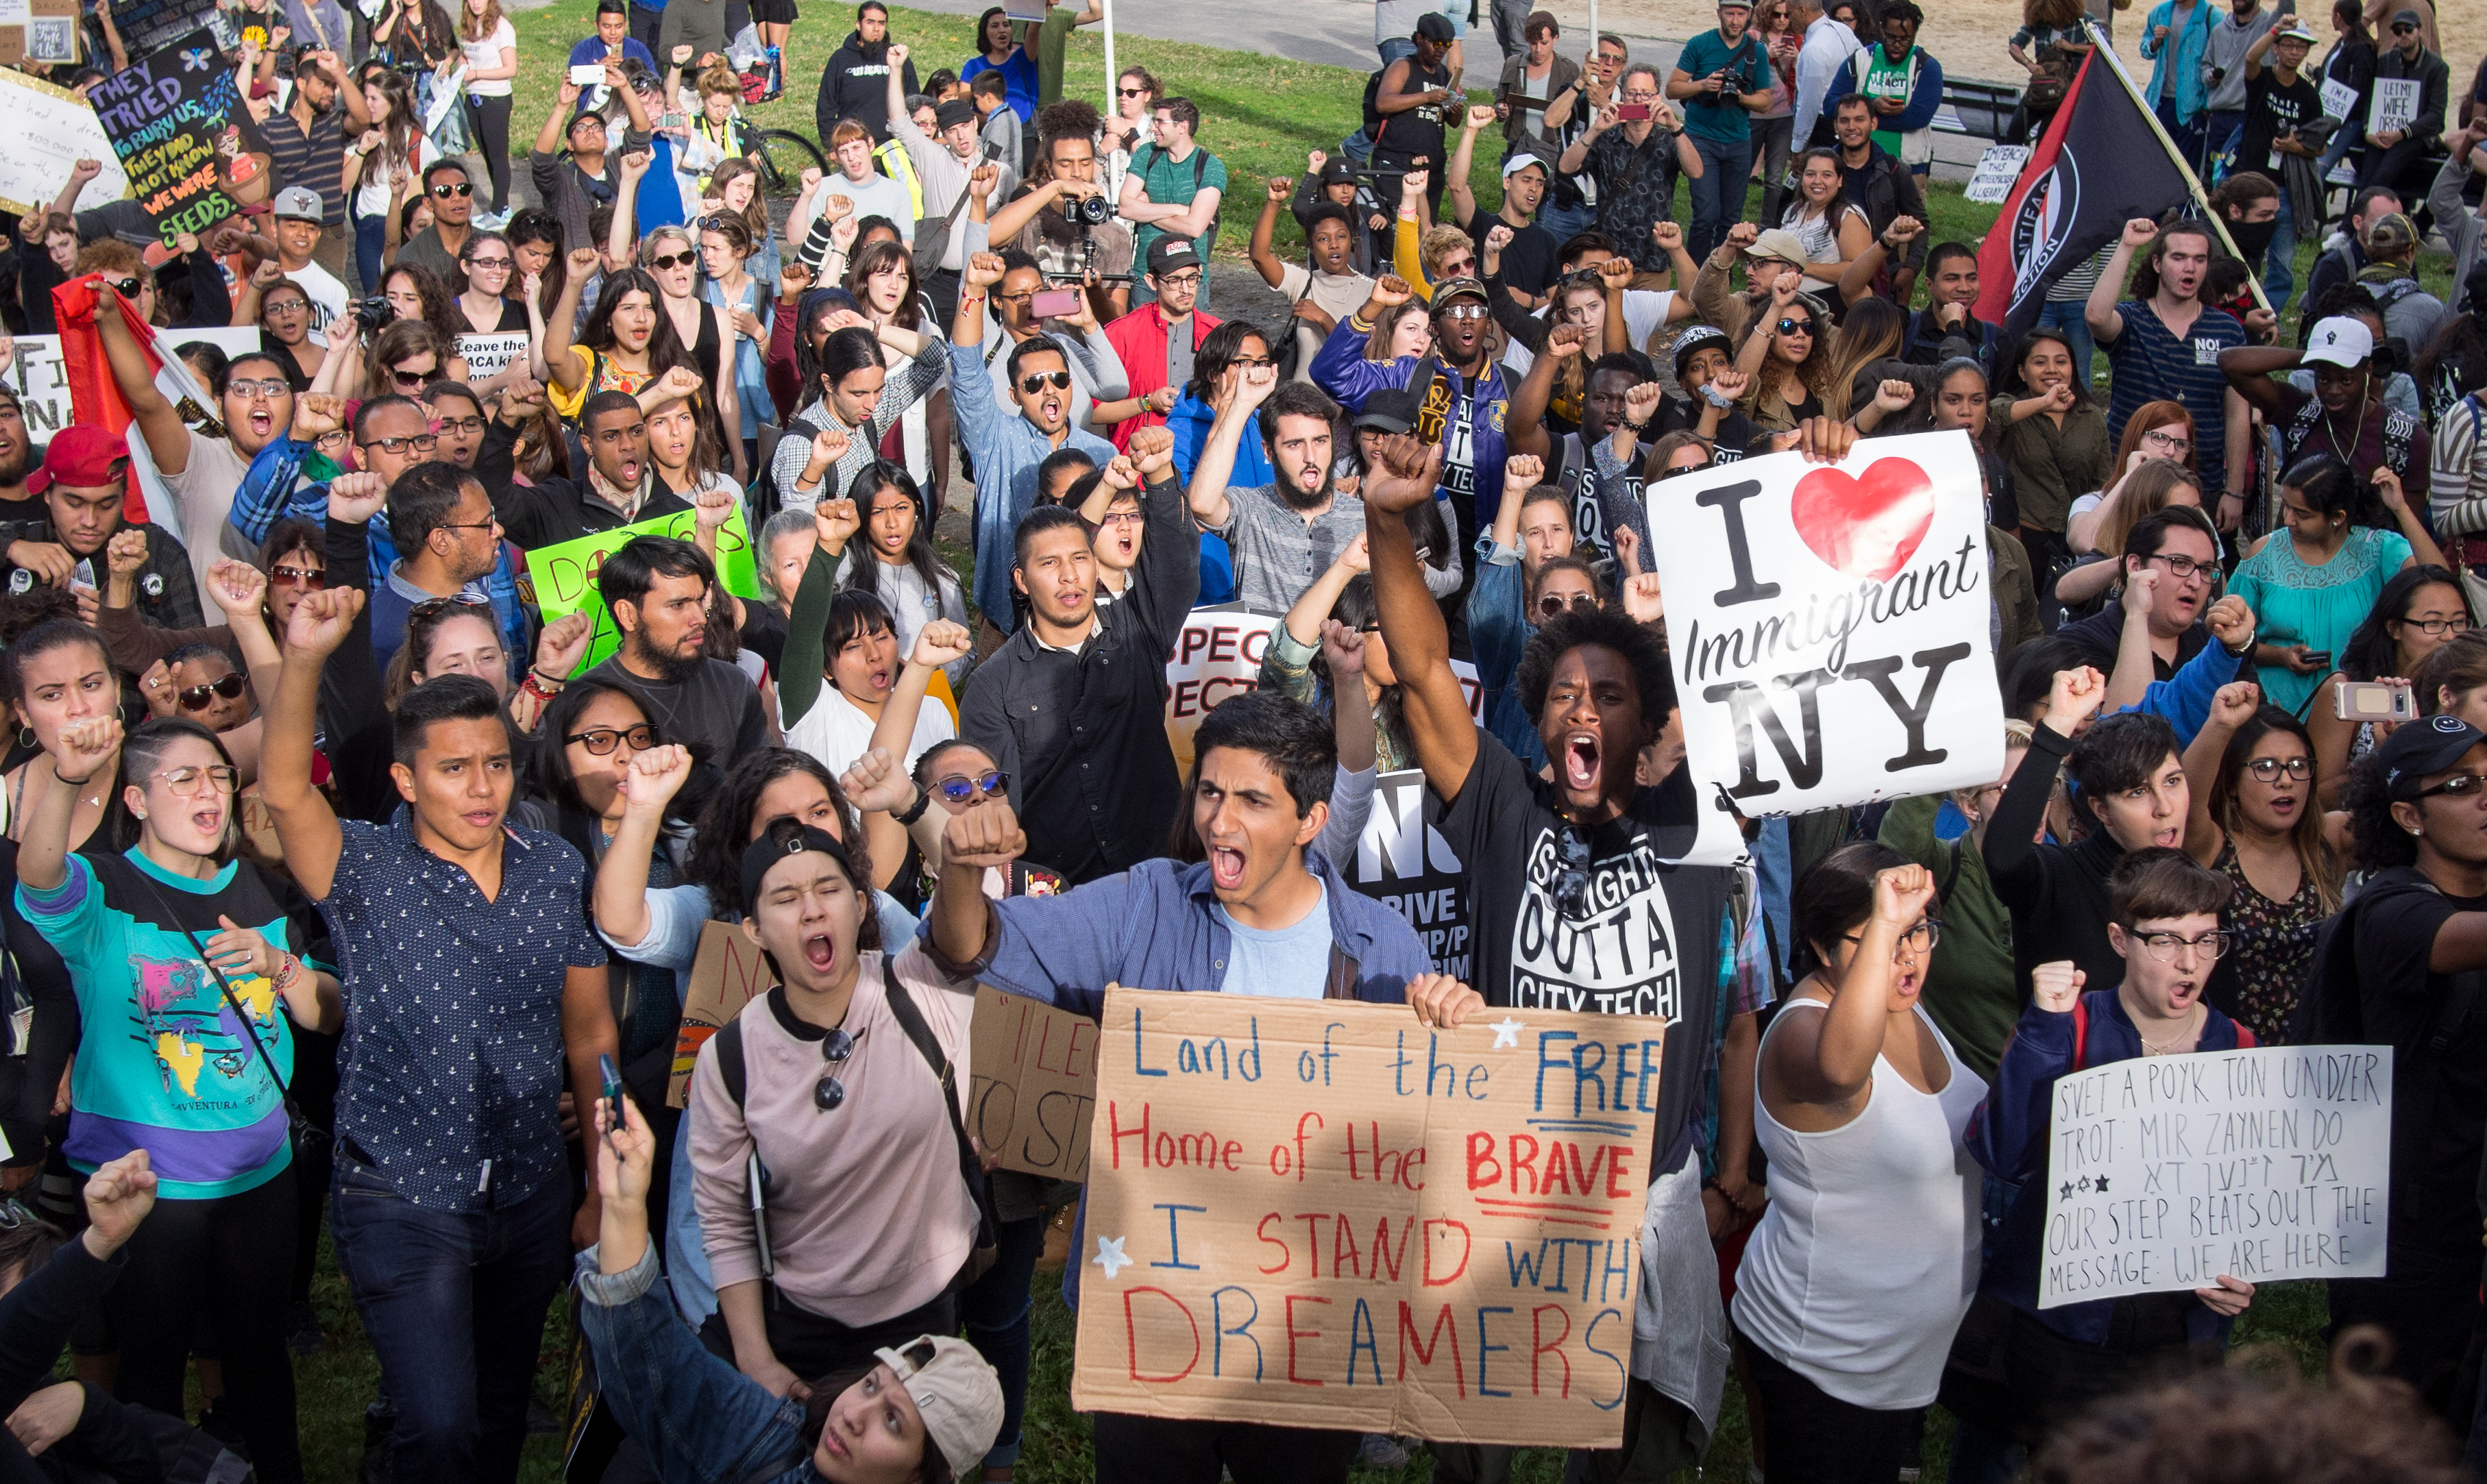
1, 327, 260, 441
2039, 1045, 2391, 1308
526, 506, 767, 676
967, 987, 1099, 1181
1072, 989, 1657, 1446
456, 332, 532, 380
1164, 608, 1485, 776
1963, 145, 2030, 206
0, 70, 129, 217
87, 30, 245, 247
666, 920, 777, 1107
2368, 77, 2418, 134
1647, 430, 2005, 865
2318, 75, 2358, 122
1346, 769, 1471, 980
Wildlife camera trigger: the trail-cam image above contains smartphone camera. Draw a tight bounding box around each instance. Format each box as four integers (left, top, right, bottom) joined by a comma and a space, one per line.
1029, 288, 1083, 319
2335, 678, 2416, 723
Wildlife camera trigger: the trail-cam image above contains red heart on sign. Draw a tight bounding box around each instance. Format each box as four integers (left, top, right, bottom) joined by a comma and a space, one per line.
1789, 458, 1937, 582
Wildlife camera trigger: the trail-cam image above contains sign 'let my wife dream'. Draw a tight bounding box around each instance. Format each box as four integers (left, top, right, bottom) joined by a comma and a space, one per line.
1071, 990, 1659, 1448
1647, 430, 2005, 863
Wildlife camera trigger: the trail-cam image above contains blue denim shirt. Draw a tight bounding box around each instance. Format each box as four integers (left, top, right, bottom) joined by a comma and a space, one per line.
575, 1240, 817, 1484
2140, 0, 2219, 123
948, 336, 1119, 632
1463, 535, 1547, 770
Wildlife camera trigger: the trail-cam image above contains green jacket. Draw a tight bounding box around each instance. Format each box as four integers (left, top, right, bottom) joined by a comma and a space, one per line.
1877, 792, 2018, 1085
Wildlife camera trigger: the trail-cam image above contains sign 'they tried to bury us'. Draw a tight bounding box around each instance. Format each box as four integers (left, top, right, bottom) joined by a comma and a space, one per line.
1072, 990, 1661, 1448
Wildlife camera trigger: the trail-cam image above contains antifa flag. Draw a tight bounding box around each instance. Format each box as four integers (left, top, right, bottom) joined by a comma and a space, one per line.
1973, 46, 2194, 341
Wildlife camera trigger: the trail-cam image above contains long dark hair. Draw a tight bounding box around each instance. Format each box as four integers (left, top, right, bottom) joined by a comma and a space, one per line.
382, 261, 463, 345
2209, 706, 2342, 913
844, 238, 923, 332
842, 460, 951, 603
684, 749, 877, 943
2341, 564, 2466, 682
524, 678, 652, 821
1789, 840, 1915, 980
2331, 0, 2374, 49
506, 208, 567, 317
822, 590, 897, 695
2001, 325, 2095, 405
581, 269, 695, 371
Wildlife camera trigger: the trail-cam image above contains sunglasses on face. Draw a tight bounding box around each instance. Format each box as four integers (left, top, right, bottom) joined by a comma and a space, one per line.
411, 593, 491, 619
1776, 317, 1815, 336
646, 250, 697, 270
1018, 370, 1074, 393
2390, 22, 2415, 32
269, 562, 328, 589
360, 432, 440, 454
1439, 302, 1489, 321
432, 182, 474, 197
1118, 86, 1148, 96
391, 364, 437, 387
1537, 591, 1599, 618
176, 675, 247, 711
934, 769, 1009, 804
814, 1026, 855, 1111
1658, 458, 1711, 480
565, 723, 656, 755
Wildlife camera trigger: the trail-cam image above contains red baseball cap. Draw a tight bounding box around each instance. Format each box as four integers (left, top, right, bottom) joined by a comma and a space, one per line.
27, 425, 131, 497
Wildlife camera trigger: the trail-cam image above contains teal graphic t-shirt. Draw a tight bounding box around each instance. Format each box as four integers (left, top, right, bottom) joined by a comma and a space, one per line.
19, 850, 307, 1198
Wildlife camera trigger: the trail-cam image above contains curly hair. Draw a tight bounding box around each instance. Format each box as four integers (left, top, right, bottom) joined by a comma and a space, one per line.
685, 749, 878, 948
1517, 604, 1676, 738
2342, 750, 2419, 871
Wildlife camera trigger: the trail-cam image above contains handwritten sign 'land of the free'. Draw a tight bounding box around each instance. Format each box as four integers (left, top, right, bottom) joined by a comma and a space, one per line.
1647, 430, 2005, 863
2040, 1045, 2392, 1308
1073, 990, 1659, 1448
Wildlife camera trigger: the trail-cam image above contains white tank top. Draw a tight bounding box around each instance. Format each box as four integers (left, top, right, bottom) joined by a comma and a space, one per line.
1731, 998, 1986, 1410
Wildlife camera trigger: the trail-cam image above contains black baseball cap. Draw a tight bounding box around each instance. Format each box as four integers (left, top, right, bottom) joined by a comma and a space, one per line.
1415, 12, 1456, 41
935, 98, 978, 131
2380, 714, 2487, 800
1319, 158, 1358, 186
739, 819, 858, 916
1355, 386, 1422, 434
1147, 236, 1203, 277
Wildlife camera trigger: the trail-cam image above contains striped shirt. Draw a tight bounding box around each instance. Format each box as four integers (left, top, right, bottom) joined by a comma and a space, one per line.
2430, 391, 2487, 554
2100, 299, 2246, 497
259, 103, 350, 230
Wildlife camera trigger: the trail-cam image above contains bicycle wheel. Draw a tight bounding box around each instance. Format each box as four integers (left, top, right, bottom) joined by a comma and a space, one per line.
750, 129, 828, 197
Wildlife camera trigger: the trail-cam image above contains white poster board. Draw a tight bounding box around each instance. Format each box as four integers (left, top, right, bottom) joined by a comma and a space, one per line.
2318, 75, 2357, 122
1643, 430, 2005, 863
1160, 606, 1482, 775
1963, 145, 2031, 206
2039, 1045, 2392, 1308
0, 70, 131, 217
2368, 77, 2419, 134
1, 326, 262, 443
456, 332, 532, 380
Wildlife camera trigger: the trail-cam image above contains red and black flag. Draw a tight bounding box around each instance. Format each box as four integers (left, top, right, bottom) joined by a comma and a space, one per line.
1973, 46, 2195, 341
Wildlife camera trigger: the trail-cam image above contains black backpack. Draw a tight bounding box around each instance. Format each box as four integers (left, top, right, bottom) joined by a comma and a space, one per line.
2288, 867, 2485, 1050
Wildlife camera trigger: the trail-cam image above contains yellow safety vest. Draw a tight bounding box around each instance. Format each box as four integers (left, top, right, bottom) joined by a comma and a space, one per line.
874, 138, 924, 221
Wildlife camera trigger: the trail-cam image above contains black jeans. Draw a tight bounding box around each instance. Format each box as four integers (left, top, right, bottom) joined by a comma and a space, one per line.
697, 1286, 959, 1385
466, 93, 515, 212
2329, 1198, 2485, 1418
2357, 137, 2439, 230
959, 1212, 1048, 1468
1091, 1413, 1360, 1484
329, 1165, 574, 1484
106, 1163, 302, 1484
1736, 1326, 1926, 1484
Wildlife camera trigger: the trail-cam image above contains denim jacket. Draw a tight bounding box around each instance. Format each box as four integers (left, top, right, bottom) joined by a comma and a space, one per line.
2139, 0, 2219, 124
1463, 535, 1548, 770
575, 1241, 818, 1484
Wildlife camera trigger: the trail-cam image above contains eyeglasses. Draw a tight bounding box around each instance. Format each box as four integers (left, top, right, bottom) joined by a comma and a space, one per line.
1438, 260, 1477, 279
2401, 616, 2471, 636
2143, 552, 2214, 582
106, 276, 145, 301
1018, 370, 1075, 393
933, 769, 1009, 804
463, 255, 513, 270
1438, 302, 1489, 321
152, 763, 241, 795
646, 250, 697, 270
994, 287, 1039, 304
176, 675, 247, 711
1841, 917, 1943, 958
431, 182, 474, 197
1156, 271, 1203, 289
313, 430, 350, 453
2415, 772, 2487, 800
1775, 317, 1815, 336
263, 299, 309, 314
1232, 356, 1276, 370
359, 431, 441, 455
432, 415, 487, 436
1536, 591, 1599, 618
269, 562, 327, 589
1552, 824, 1594, 920
815, 1026, 855, 1111
2245, 756, 2312, 782
565, 724, 657, 755
2141, 428, 2192, 453
1097, 509, 1143, 527
2131, 928, 2230, 963
391, 365, 437, 387
226, 378, 289, 400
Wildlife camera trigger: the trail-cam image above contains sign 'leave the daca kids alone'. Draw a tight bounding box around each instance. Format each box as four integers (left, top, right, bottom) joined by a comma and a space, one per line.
1073, 990, 1659, 1447
87, 29, 243, 247
528, 506, 768, 676
2039, 1045, 2392, 1308
1647, 430, 2005, 864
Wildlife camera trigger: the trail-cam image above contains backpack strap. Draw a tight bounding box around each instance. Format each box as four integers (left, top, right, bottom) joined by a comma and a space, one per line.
2070, 994, 2091, 1072
715, 1016, 747, 1111
878, 958, 1000, 1248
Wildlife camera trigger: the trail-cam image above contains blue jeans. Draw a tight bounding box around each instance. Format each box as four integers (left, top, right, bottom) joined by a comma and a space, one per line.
2155, 95, 2205, 182
960, 1212, 1050, 1469
330, 1165, 574, 1484
1687, 133, 1753, 264
1536, 199, 1596, 245
577, 1242, 813, 1484
2036, 297, 2098, 392
2262, 201, 2300, 312
2201, 108, 2244, 180
2316, 117, 2365, 207
354, 212, 387, 298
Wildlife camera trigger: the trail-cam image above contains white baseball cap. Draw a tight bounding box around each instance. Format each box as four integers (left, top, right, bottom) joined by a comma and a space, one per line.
2302, 315, 2375, 369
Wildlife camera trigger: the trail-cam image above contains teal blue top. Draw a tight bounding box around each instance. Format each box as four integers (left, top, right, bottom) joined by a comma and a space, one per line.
17, 850, 304, 1200
2228, 525, 2412, 719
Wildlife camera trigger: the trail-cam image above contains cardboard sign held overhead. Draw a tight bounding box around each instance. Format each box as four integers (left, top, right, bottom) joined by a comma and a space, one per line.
1073, 989, 1659, 1448
86, 29, 244, 247
1646, 430, 2005, 863
967, 987, 1100, 1181
668, 920, 777, 1108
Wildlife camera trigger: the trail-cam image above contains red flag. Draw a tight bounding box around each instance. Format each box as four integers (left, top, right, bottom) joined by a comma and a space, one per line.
52, 275, 217, 530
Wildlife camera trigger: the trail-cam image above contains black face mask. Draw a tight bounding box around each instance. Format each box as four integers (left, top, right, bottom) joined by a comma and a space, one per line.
2227, 215, 2279, 264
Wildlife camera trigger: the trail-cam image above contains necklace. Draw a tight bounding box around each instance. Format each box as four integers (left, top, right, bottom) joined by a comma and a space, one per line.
2137, 1003, 2205, 1056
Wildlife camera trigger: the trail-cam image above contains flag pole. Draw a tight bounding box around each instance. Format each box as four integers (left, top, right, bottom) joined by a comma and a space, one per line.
1101, 0, 1117, 114
2079, 18, 2272, 316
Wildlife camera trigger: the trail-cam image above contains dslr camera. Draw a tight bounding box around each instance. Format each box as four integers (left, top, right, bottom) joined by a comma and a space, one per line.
352, 295, 394, 335
1064, 193, 1113, 227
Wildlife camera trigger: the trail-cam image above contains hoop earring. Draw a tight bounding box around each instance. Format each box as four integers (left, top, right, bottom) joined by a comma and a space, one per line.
13, 726, 31, 751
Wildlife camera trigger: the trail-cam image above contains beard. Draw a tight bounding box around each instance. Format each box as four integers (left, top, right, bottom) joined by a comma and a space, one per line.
0, 439, 26, 489
1275, 460, 1332, 510
634, 630, 704, 684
